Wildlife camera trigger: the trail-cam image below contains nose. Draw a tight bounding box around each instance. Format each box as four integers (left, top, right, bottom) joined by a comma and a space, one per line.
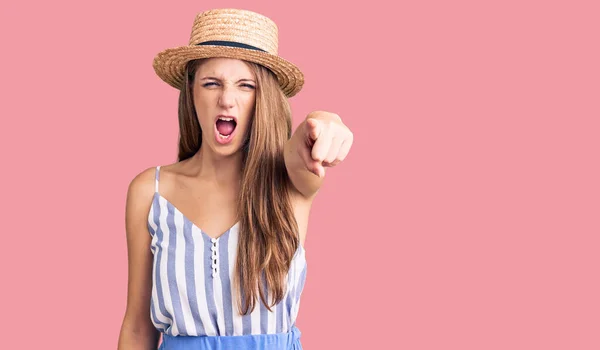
218, 86, 235, 109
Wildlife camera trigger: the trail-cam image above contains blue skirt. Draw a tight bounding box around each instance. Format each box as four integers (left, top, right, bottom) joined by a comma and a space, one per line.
158, 326, 302, 350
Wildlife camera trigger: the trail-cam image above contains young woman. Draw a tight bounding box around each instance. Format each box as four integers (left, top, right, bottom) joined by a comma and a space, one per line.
118, 9, 353, 350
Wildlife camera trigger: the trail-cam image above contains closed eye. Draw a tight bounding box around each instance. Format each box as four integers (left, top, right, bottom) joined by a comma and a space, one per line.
201, 81, 255, 89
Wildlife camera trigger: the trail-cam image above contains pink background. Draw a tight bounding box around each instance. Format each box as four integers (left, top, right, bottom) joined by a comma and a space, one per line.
1, 0, 599, 349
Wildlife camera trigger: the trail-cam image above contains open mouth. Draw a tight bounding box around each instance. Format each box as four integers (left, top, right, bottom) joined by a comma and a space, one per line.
215, 116, 237, 141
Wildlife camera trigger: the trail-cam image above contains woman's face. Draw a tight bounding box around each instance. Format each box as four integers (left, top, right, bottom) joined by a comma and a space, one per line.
193, 57, 256, 157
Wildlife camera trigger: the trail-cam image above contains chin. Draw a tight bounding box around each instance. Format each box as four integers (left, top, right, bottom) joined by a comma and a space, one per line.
209, 141, 245, 158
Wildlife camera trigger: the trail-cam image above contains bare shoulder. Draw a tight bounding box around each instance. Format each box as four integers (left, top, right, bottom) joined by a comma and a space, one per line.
127, 166, 157, 205
152, 160, 192, 189
126, 162, 187, 216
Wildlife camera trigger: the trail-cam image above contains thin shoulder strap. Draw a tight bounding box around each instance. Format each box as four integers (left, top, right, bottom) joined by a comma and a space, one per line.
155, 166, 161, 193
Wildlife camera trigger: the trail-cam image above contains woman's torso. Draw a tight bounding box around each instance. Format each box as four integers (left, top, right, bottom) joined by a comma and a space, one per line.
148, 163, 308, 337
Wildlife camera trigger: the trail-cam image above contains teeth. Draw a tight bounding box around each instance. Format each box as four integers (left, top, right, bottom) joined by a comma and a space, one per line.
218, 117, 234, 121
218, 133, 229, 139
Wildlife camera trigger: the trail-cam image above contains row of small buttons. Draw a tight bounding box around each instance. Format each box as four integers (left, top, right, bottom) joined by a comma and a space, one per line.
211, 237, 218, 278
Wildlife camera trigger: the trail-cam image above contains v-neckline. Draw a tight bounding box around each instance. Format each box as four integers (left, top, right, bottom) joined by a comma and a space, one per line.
153, 192, 239, 240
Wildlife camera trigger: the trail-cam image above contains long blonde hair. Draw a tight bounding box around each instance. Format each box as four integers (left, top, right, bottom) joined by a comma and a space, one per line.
177, 58, 299, 315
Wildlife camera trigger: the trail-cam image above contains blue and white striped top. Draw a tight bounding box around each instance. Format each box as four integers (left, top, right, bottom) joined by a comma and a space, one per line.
147, 166, 307, 337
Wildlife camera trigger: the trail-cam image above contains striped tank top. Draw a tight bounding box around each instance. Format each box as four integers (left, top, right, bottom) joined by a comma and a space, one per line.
147, 166, 308, 337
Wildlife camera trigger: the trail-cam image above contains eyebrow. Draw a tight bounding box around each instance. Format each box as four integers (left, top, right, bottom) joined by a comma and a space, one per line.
200, 76, 255, 83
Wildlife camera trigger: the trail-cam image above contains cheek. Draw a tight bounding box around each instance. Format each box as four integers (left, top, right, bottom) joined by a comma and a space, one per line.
239, 100, 255, 128
240, 95, 256, 116
193, 99, 214, 127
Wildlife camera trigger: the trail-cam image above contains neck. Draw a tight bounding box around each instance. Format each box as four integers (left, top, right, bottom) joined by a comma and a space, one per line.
188, 145, 244, 186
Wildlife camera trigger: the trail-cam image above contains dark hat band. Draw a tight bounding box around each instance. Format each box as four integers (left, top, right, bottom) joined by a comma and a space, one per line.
196, 40, 267, 52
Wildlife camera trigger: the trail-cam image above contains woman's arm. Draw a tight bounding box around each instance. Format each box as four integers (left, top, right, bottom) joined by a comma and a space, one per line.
284, 111, 354, 199
118, 168, 161, 350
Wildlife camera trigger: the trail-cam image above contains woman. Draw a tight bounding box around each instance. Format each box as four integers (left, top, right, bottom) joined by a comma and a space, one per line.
118, 9, 353, 349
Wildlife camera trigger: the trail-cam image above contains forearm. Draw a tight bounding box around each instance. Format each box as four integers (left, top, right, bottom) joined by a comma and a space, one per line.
118, 324, 161, 350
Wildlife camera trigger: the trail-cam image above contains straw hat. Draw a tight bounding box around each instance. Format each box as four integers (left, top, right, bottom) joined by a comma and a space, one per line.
152, 8, 304, 97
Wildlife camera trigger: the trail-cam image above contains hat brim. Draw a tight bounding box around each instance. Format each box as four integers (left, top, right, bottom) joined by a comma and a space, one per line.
153, 45, 304, 97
